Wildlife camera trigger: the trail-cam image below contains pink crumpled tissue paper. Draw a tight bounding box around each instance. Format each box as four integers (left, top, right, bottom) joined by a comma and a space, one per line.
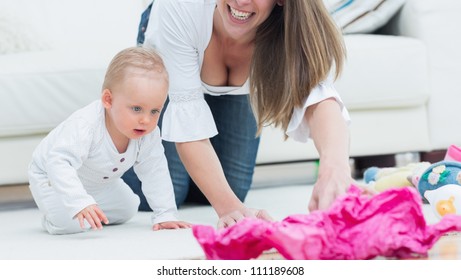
192, 185, 461, 260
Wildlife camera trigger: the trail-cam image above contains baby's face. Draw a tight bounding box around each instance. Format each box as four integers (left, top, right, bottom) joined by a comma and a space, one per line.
105, 71, 168, 140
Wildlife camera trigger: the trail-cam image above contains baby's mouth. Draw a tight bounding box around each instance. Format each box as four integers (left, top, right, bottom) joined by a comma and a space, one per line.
134, 129, 146, 135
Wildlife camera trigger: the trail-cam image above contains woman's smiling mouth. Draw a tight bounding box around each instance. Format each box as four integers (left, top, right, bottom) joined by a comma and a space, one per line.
228, 5, 253, 21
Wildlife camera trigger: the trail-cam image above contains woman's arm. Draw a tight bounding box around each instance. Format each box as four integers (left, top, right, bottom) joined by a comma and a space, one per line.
176, 139, 243, 216
176, 139, 272, 227
305, 97, 353, 211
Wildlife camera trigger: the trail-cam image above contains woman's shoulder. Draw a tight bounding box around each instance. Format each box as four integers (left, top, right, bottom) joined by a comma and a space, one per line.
156, 0, 216, 20
170, 0, 216, 6
157, 0, 216, 10
150, 0, 215, 45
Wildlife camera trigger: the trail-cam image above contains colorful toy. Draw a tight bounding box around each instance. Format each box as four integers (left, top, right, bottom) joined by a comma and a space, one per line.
416, 145, 461, 219
363, 145, 461, 220
444, 144, 461, 162
363, 162, 430, 192
423, 184, 461, 219
417, 160, 461, 197
364, 145, 461, 192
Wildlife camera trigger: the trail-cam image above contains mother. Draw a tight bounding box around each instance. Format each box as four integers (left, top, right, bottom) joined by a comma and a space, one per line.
123, 0, 352, 227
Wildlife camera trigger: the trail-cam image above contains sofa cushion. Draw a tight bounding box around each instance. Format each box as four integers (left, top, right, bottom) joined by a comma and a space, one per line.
0, 49, 114, 137
337, 34, 430, 110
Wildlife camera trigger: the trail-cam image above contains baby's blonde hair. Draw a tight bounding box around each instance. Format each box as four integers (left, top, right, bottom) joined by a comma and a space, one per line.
102, 46, 168, 91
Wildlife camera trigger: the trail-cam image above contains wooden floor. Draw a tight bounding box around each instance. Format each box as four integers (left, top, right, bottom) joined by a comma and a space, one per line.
0, 184, 31, 201
426, 232, 461, 260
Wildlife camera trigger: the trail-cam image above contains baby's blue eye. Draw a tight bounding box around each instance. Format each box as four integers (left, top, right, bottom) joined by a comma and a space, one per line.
132, 106, 142, 112
151, 109, 160, 115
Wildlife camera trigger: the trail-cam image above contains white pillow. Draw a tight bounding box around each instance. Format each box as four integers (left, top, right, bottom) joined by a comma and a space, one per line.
0, 4, 49, 54
324, 0, 407, 34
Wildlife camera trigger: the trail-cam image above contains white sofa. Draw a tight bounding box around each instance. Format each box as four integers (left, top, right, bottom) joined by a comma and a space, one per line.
384, 0, 461, 152
1, 0, 460, 186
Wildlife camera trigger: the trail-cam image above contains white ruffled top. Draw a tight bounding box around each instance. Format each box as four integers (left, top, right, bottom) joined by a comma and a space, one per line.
144, 0, 350, 143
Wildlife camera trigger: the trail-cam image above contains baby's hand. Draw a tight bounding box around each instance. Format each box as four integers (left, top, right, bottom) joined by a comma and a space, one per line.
76, 204, 109, 230
152, 221, 192, 231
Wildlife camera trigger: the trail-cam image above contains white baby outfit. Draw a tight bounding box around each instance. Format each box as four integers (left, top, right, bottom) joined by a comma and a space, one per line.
145, 0, 350, 143
28, 100, 177, 234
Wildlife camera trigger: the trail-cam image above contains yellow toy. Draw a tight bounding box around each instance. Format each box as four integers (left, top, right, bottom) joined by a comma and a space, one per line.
363, 162, 431, 192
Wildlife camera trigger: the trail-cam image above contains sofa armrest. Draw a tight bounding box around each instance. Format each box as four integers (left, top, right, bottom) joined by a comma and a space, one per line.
384, 0, 461, 150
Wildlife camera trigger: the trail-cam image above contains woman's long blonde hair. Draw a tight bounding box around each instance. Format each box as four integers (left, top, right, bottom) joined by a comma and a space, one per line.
250, 0, 345, 136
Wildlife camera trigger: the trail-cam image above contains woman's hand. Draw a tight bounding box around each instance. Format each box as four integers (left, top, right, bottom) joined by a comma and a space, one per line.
305, 98, 353, 212
76, 204, 109, 230
217, 207, 273, 229
308, 161, 354, 211
152, 221, 192, 231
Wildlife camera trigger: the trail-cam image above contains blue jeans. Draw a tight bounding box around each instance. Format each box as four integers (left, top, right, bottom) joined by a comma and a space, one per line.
122, 94, 260, 210
136, 2, 153, 45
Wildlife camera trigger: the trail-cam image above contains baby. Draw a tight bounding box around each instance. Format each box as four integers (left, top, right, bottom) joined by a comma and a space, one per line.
28, 47, 190, 234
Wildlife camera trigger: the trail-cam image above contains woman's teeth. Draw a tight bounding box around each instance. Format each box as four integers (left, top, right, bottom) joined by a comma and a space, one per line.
229, 6, 252, 20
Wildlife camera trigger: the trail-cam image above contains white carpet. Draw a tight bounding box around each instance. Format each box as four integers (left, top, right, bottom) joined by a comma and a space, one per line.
0, 185, 311, 260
